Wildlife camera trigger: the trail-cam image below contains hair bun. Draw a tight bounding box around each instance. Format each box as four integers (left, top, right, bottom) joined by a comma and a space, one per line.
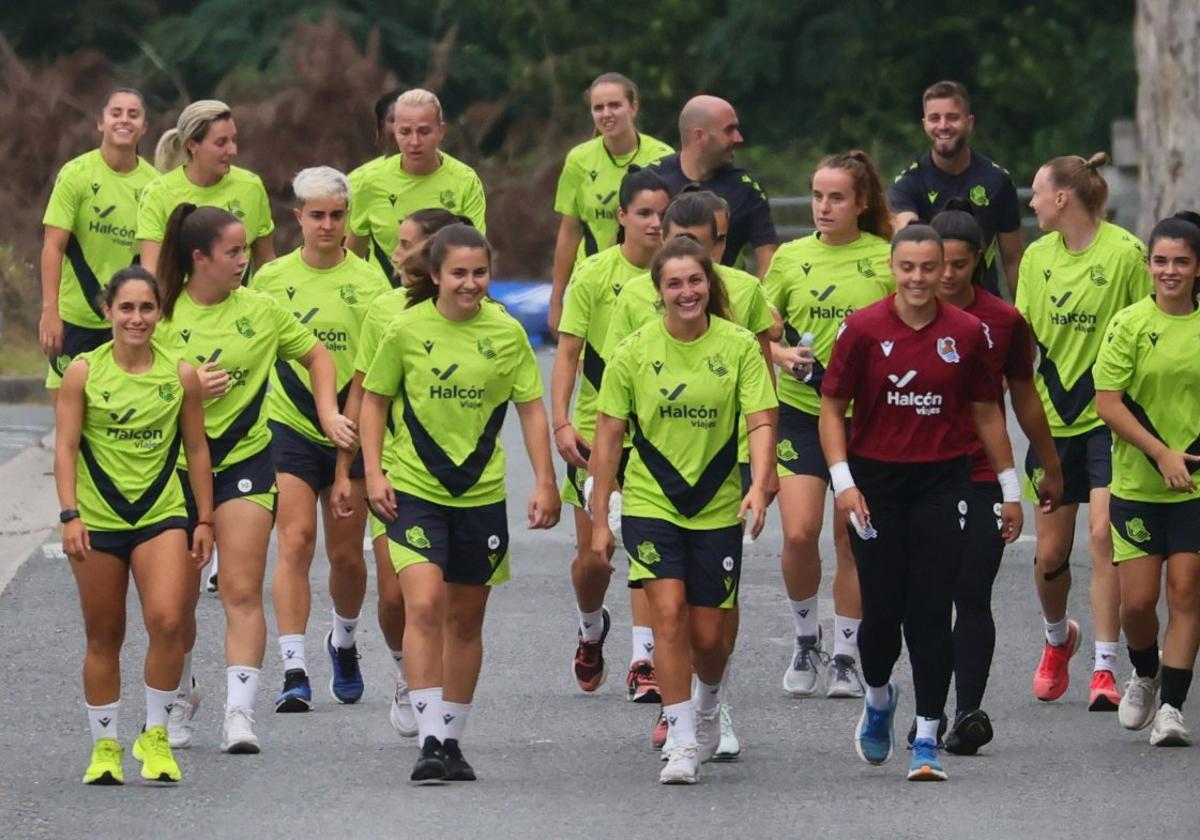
1084, 152, 1109, 170
1172, 210, 1200, 229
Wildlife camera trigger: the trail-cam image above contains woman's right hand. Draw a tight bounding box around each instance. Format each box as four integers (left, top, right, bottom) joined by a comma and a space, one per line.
329, 475, 355, 519
62, 518, 90, 558
553, 422, 589, 469
196, 361, 230, 399
39, 308, 64, 359
776, 345, 815, 381
1156, 448, 1200, 493
589, 523, 615, 568
834, 487, 873, 539
366, 471, 397, 522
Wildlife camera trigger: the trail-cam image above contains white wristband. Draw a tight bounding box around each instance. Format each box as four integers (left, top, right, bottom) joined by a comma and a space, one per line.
829, 461, 856, 496
998, 468, 1021, 503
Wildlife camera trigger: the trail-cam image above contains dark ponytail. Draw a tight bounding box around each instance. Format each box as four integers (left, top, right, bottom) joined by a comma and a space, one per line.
663, 191, 721, 241
100, 265, 160, 311
650, 236, 730, 321
406, 223, 492, 308
157, 203, 241, 318
930, 199, 987, 286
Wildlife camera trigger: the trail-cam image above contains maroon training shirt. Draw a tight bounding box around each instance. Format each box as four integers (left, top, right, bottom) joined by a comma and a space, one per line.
962, 288, 1035, 482
822, 294, 996, 462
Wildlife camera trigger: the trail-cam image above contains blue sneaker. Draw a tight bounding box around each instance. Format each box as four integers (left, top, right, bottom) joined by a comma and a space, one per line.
326, 631, 364, 704
907, 737, 948, 781
855, 681, 898, 765
275, 669, 312, 713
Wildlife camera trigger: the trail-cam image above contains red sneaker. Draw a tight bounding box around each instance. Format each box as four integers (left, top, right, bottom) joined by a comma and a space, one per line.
1088, 669, 1121, 711
625, 660, 661, 704
573, 607, 611, 693
651, 709, 668, 750
1032, 619, 1080, 701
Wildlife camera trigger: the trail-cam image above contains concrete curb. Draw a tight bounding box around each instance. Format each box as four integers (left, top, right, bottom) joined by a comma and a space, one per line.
0, 434, 58, 597
0, 376, 48, 404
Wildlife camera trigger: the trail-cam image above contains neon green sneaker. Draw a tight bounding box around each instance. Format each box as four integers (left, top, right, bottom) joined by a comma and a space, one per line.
133, 725, 181, 783
82, 738, 124, 785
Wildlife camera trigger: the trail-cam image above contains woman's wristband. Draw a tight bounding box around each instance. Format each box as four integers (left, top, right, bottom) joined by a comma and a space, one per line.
553, 421, 570, 434
195, 520, 214, 529
829, 461, 856, 496
998, 468, 1021, 503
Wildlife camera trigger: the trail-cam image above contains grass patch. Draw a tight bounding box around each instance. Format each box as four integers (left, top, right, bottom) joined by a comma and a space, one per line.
0, 329, 48, 377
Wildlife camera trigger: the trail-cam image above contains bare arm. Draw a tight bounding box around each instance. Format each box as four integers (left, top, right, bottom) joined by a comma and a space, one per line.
360, 389, 395, 520
251, 236, 276, 270
1097, 390, 1198, 493
997, 230, 1024, 299
549, 215, 583, 333
344, 231, 369, 258
330, 371, 366, 519
140, 240, 162, 276
588, 412, 628, 557
55, 360, 89, 556
296, 344, 356, 449
550, 333, 588, 468
515, 398, 561, 529
1008, 377, 1063, 509
179, 362, 215, 565
739, 408, 777, 539
39, 227, 70, 358
752, 243, 778, 279
970, 400, 1023, 543
894, 210, 919, 229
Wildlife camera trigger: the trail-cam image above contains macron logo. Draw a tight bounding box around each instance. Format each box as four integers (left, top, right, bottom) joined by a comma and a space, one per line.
887, 370, 917, 388
880, 340, 894, 357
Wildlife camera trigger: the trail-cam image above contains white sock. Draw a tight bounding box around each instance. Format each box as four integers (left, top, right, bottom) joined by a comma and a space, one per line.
176, 650, 194, 698
631, 625, 655, 665
1044, 616, 1070, 646
410, 687, 443, 743
226, 666, 260, 710
145, 685, 175, 729
389, 649, 406, 680
663, 700, 696, 746
693, 678, 721, 715
332, 610, 360, 649
915, 716, 941, 742
442, 701, 470, 742
578, 606, 606, 643
865, 682, 891, 710
87, 701, 119, 743
1095, 641, 1119, 673
790, 596, 820, 638
833, 614, 861, 659
279, 634, 306, 673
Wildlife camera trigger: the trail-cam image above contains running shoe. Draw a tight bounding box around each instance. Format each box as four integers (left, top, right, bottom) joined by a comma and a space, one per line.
167, 678, 202, 749
326, 631, 364, 704
206, 572, 219, 593
220, 706, 260, 754
782, 629, 826, 697
854, 681, 898, 765
1088, 670, 1121, 712
696, 707, 721, 763
826, 653, 866, 699
1149, 704, 1192, 747
573, 606, 611, 693
1118, 671, 1160, 730
442, 738, 477, 781
133, 726, 181, 783
410, 736, 447, 784
907, 738, 948, 781
1032, 619, 1080, 701
651, 709, 668, 750
714, 704, 741, 762
944, 709, 993, 756
82, 738, 124, 785
905, 713, 947, 748
274, 669, 312, 713
390, 673, 418, 737
626, 660, 660, 703
659, 742, 700, 785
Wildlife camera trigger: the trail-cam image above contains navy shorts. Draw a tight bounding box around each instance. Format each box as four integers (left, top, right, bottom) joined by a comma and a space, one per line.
622, 515, 743, 608
1110, 495, 1200, 563
89, 517, 190, 564
269, 421, 364, 495
378, 491, 510, 586
1025, 426, 1111, 506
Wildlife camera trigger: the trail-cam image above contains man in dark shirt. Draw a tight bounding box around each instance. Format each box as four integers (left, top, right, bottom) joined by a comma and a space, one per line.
889, 81, 1024, 297
651, 95, 778, 277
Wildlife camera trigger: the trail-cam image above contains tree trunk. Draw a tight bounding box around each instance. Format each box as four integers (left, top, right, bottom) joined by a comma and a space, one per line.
1137, 0, 1200, 235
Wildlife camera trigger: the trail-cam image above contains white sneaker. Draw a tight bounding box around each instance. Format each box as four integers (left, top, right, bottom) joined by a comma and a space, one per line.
826, 654, 866, 699
782, 629, 825, 697
695, 707, 721, 763
1149, 704, 1191, 747
168, 679, 202, 748
714, 703, 741, 761
220, 705, 261, 754
659, 742, 700, 784
389, 674, 418, 737
1118, 672, 1160, 731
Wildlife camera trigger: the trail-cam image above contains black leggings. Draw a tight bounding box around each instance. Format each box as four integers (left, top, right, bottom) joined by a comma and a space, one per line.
952, 481, 1005, 713
850, 456, 970, 720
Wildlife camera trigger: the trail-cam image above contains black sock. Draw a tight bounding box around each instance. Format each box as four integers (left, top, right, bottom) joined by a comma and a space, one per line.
1127, 643, 1160, 679
1160, 666, 1193, 710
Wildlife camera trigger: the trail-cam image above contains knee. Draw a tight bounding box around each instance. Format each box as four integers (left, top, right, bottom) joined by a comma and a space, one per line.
85, 627, 124, 657
327, 547, 365, 575
144, 609, 184, 643
1036, 550, 1071, 578
1166, 575, 1200, 614
1089, 521, 1113, 554
444, 611, 483, 644
221, 579, 263, 613
653, 599, 688, 640
782, 523, 820, 559
403, 593, 444, 633
691, 621, 724, 657
277, 521, 318, 557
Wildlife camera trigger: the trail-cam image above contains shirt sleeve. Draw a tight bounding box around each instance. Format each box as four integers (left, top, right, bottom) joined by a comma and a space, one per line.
348, 177, 373, 237
602, 294, 635, 359
596, 342, 634, 420
761, 252, 789, 318
966, 325, 998, 402
557, 270, 594, 339
354, 307, 388, 373
736, 333, 779, 415
1013, 254, 1033, 321
553, 150, 582, 218
1093, 314, 1135, 393
743, 282, 774, 336
252, 178, 275, 239
820, 320, 865, 399
362, 322, 405, 397
1003, 313, 1035, 381
136, 180, 168, 243
887, 166, 921, 215
993, 173, 1021, 234
269, 297, 319, 361
508, 324, 544, 403
43, 163, 81, 229
461, 172, 488, 234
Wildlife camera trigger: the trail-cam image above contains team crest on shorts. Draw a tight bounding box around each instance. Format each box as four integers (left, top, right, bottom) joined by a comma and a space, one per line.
936, 336, 960, 363
637, 541, 661, 565
777, 440, 798, 462
406, 526, 432, 549
1125, 517, 1151, 543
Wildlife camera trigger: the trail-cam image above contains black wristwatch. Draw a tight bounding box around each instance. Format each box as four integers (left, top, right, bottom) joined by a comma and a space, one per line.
59, 509, 80, 524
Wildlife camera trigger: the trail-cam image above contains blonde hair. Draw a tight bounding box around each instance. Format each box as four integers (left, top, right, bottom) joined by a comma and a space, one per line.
292, 166, 350, 204
154, 100, 233, 172
1043, 152, 1110, 217
393, 89, 444, 124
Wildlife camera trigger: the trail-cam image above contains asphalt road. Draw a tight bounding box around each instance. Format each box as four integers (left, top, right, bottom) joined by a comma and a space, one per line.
1, 356, 1196, 839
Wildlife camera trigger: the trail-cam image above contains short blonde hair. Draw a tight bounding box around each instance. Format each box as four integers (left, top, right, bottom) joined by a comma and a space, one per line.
393, 88, 444, 123
292, 166, 350, 205
154, 100, 233, 172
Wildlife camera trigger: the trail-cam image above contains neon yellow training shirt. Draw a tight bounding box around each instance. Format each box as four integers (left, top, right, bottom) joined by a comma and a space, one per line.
136, 164, 274, 247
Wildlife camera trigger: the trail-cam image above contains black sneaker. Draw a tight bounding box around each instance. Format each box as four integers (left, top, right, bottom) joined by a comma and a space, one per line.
410, 736, 447, 785
905, 713, 947, 748
944, 709, 993, 756
442, 738, 477, 782
274, 669, 313, 713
